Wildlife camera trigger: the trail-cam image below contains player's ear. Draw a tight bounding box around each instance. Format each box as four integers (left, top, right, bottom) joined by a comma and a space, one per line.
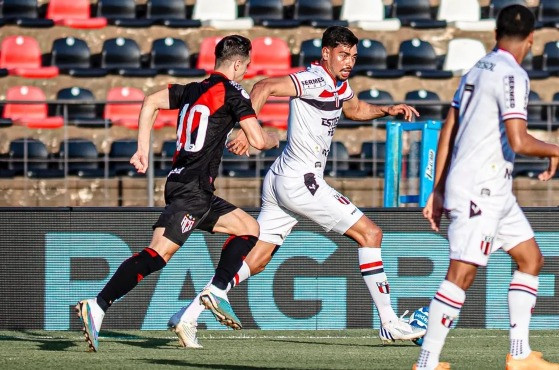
322, 47, 330, 62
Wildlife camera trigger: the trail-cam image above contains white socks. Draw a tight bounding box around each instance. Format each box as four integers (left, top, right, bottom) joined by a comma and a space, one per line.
358, 247, 398, 324
508, 271, 538, 360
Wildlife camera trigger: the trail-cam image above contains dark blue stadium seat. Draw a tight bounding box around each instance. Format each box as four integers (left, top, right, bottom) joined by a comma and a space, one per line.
58, 139, 104, 177
97, 0, 153, 27
538, 0, 559, 27
56, 87, 108, 128
521, 50, 549, 80
102, 37, 157, 77
405, 90, 443, 121
391, 0, 446, 28
50, 37, 107, 77
245, 0, 300, 27
109, 139, 140, 176
293, 0, 348, 28
221, 148, 256, 177
360, 141, 386, 177
156, 140, 176, 176
146, 0, 201, 27
1, 0, 54, 27
489, 0, 527, 18
397, 39, 452, 78
353, 39, 404, 78
325, 141, 366, 177
150, 38, 205, 77
526, 91, 549, 130
298, 39, 322, 66
259, 141, 287, 176
9, 138, 63, 178
353, 89, 394, 125
513, 154, 549, 178
542, 41, 559, 75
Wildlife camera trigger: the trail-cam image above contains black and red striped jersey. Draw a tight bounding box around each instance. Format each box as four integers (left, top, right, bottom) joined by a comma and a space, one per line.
166, 72, 256, 190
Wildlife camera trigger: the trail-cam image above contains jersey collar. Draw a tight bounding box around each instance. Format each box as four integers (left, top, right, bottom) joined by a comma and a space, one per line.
493, 47, 521, 66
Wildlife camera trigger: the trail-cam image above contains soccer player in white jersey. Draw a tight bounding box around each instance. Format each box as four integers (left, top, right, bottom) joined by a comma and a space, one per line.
414, 5, 559, 370
168, 26, 425, 348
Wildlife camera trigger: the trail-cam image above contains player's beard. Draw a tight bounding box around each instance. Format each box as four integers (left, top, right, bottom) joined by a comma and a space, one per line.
337, 69, 352, 81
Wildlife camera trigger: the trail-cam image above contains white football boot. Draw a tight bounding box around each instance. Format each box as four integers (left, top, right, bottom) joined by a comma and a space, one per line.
76, 298, 105, 352
379, 310, 426, 344
168, 306, 203, 349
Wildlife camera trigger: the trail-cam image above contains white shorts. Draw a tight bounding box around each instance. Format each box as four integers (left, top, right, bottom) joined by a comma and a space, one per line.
446, 192, 534, 266
257, 170, 363, 246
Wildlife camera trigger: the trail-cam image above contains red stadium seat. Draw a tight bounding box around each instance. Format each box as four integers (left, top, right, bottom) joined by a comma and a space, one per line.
259, 97, 289, 130
250, 37, 303, 77
4, 86, 64, 129
47, 0, 108, 29
196, 36, 222, 72
0, 36, 59, 78
105, 87, 153, 129
155, 109, 179, 128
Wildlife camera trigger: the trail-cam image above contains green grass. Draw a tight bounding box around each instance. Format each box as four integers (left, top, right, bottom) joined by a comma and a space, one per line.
1, 329, 559, 369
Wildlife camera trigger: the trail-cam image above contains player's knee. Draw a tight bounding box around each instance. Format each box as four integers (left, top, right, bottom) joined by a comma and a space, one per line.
525, 253, 544, 275
359, 224, 383, 247
238, 215, 259, 237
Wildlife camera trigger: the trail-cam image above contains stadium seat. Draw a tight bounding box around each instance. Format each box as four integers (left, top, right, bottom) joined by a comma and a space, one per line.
553, 92, 559, 126
0, 0, 54, 27
397, 39, 452, 78
539, 0, 559, 28
150, 37, 205, 77
437, 0, 495, 31
526, 91, 550, 130
250, 37, 303, 77
513, 154, 548, 178
405, 89, 443, 121
3, 86, 64, 129
155, 109, 179, 128
192, 0, 253, 29
109, 139, 139, 176
489, 0, 527, 19
360, 141, 386, 176
196, 36, 222, 72
101, 37, 157, 77
146, 0, 201, 28
0, 35, 59, 78
293, 0, 348, 28
259, 140, 287, 175
244, 0, 300, 28
157, 140, 176, 174
443, 38, 486, 75
55, 87, 108, 128
340, 0, 401, 31
353, 39, 404, 78
391, 0, 446, 28
542, 41, 559, 75
9, 138, 63, 178
58, 139, 104, 177
354, 89, 393, 124
96, 0, 153, 27
325, 141, 366, 177
50, 37, 107, 77
298, 39, 322, 66
104, 87, 147, 130
259, 97, 289, 130
46, 0, 107, 28
221, 148, 255, 177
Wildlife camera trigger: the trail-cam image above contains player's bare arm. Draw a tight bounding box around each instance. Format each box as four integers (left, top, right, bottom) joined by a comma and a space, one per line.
342, 95, 419, 122
423, 107, 459, 232
239, 116, 280, 151
505, 118, 559, 180
130, 88, 170, 174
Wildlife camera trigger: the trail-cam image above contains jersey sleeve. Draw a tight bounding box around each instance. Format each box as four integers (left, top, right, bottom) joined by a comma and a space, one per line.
498, 71, 529, 121
227, 83, 256, 122
451, 77, 466, 109
289, 70, 327, 98
168, 84, 188, 110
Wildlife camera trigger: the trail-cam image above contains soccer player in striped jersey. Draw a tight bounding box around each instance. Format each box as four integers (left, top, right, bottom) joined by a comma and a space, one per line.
415, 5, 559, 370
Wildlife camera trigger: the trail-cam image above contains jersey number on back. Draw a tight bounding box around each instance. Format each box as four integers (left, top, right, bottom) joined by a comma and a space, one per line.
460, 84, 475, 116
176, 104, 210, 153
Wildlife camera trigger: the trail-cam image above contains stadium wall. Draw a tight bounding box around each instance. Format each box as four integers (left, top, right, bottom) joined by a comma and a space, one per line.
0, 207, 557, 331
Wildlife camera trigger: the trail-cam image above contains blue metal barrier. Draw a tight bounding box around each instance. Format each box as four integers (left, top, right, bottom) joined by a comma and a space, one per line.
383, 120, 442, 207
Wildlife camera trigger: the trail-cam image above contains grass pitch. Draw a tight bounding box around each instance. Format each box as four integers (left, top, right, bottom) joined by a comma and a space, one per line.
1, 329, 558, 369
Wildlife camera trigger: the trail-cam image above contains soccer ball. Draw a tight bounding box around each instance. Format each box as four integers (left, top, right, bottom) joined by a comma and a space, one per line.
409, 306, 429, 346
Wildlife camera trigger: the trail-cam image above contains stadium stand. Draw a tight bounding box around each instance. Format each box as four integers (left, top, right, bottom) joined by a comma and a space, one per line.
0, 0, 54, 27
0, 35, 59, 78
293, 0, 348, 28
538, 0, 559, 28
489, 0, 529, 19
391, 0, 447, 28
58, 138, 104, 177
157, 140, 176, 175
146, 0, 201, 28
50, 37, 107, 77
522, 50, 550, 80
404, 89, 444, 121
154, 108, 179, 129
360, 141, 386, 177
325, 141, 366, 177
542, 41, 559, 75
150, 37, 205, 77
4, 86, 64, 129
46, 0, 107, 29
259, 97, 289, 130
101, 37, 157, 77
108, 139, 139, 176
443, 38, 486, 74
340, 0, 401, 31
104, 87, 146, 130
96, 0, 153, 27
55, 87, 108, 128
249, 36, 303, 77
298, 39, 322, 66
397, 38, 453, 78
9, 138, 63, 178
196, 36, 222, 72
437, 0, 495, 30
244, 0, 300, 28
527, 91, 549, 130
192, 0, 253, 29
221, 147, 255, 177
353, 39, 405, 78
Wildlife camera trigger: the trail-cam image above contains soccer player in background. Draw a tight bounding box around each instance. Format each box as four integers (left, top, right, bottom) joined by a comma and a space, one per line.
415, 5, 559, 370
75, 35, 279, 352
169, 26, 426, 348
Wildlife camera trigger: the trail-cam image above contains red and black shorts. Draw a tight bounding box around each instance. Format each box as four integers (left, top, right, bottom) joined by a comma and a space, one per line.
153, 180, 237, 246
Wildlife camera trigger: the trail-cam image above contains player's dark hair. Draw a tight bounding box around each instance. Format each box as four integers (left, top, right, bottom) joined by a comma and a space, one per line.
215, 35, 252, 67
496, 5, 534, 41
321, 26, 358, 49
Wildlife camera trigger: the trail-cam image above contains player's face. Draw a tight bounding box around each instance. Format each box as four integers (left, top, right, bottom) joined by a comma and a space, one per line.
233, 54, 251, 82
323, 44, 358, 81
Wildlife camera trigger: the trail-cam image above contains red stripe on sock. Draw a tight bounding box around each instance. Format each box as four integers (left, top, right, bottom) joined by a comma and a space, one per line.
360, 261, 383, 270
234, 274, 239, 286
435, 292, 463, 306
222, 235, 236, 250
144, 248, 158, 257
510, 283, 537, 293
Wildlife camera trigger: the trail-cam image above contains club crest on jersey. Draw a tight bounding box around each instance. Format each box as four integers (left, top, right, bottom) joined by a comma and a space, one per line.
480, 235, 494, 256
181, 214, 196, 233
229, 81, 250, 99
376, 281, 390, 294
469, 200, 481, 218
441, 314, 454, 328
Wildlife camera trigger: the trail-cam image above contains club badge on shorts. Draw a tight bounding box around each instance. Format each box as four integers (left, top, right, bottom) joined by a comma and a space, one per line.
181, 214, 196, 233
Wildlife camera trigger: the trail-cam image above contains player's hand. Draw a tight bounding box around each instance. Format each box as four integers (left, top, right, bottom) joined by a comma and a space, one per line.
268, 131, 280, 148
538, 156, 559, 181
387, 104, 420, 122
423, 191, 444, 232
227, 130, 250, 156
130, 150, 148, 174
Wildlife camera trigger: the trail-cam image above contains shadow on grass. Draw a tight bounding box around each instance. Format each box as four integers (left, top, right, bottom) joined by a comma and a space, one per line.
266, 338, 412, 348
144, 359, 283, 369
0, 331, 77, 352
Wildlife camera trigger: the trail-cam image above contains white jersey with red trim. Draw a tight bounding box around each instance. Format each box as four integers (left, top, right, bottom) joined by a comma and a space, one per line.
269, 62, 354, 178
445, 48, 529, 202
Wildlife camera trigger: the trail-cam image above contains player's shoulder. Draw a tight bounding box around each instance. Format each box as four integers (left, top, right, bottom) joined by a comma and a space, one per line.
292, 66, 328, 87
226, 80, 251, 100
